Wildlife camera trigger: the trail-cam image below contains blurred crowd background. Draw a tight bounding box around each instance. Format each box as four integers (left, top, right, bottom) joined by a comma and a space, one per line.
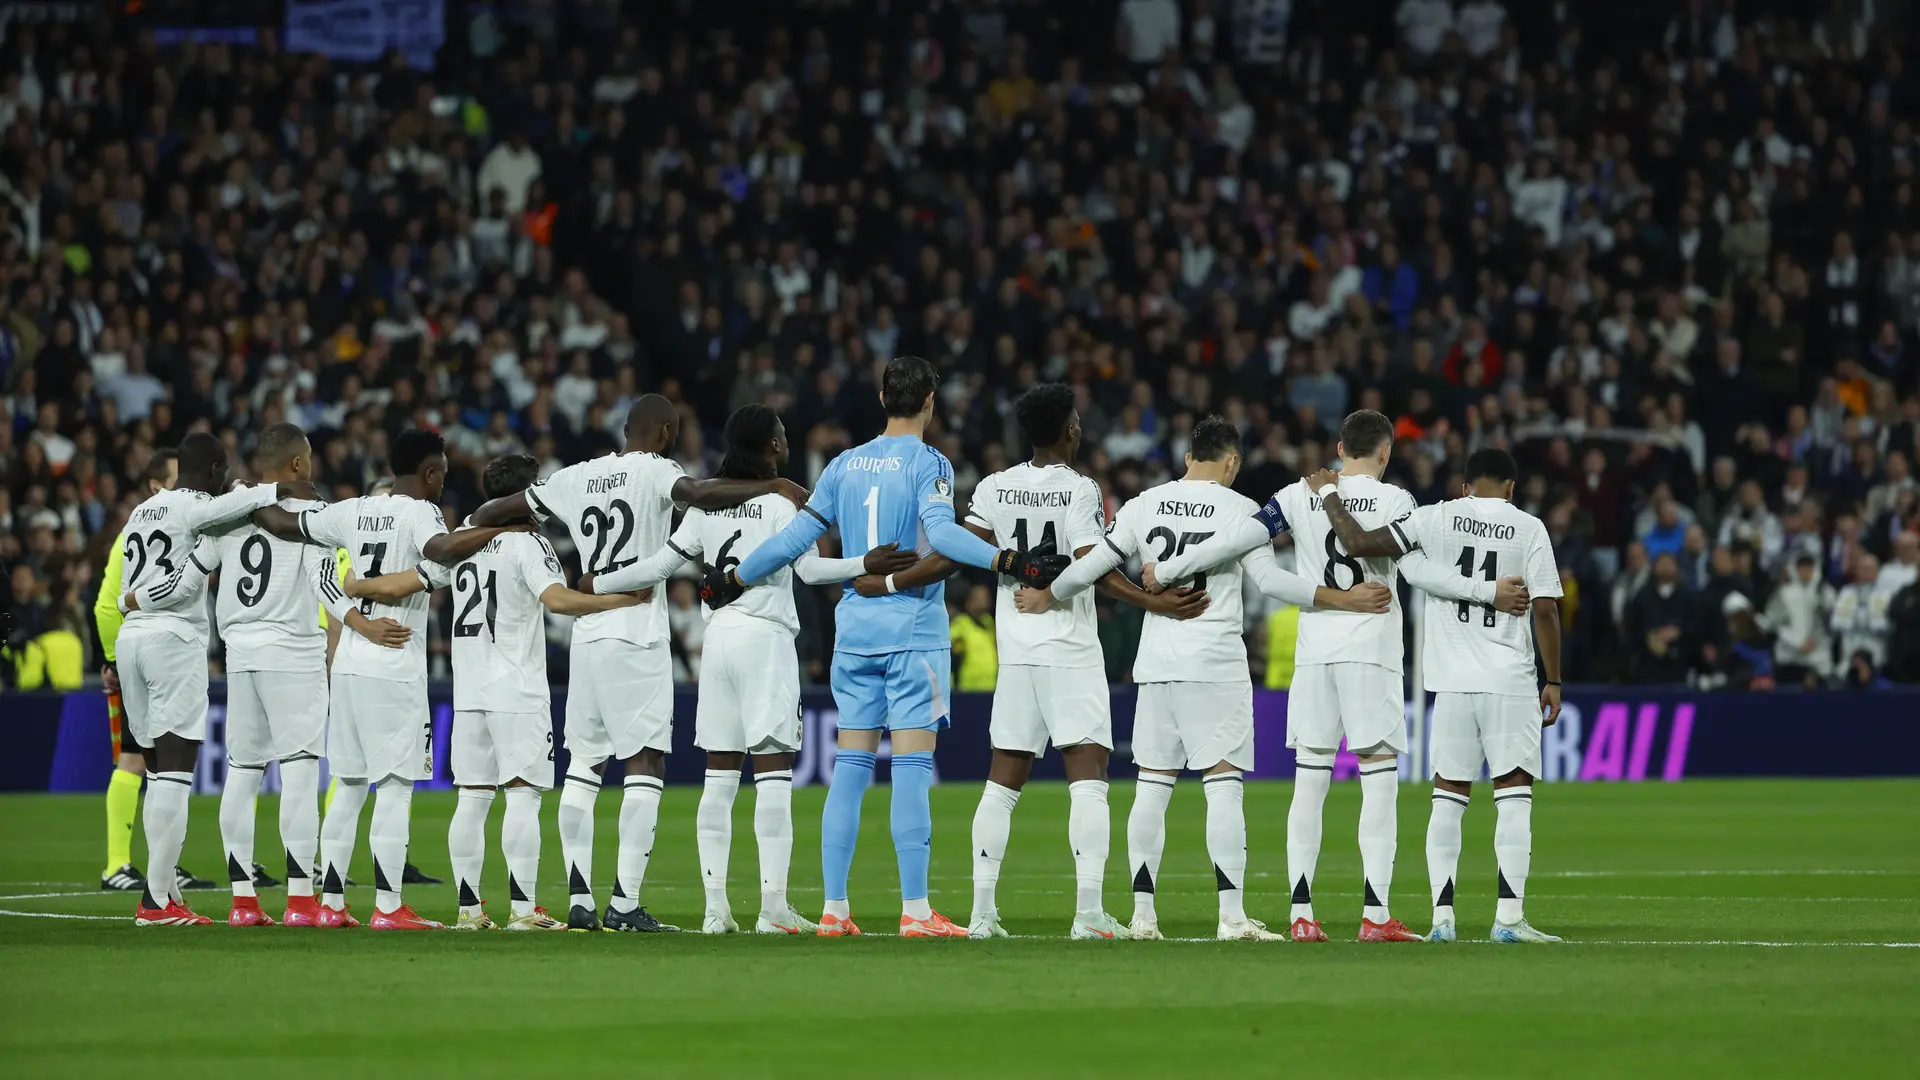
6, 0, 1920, 695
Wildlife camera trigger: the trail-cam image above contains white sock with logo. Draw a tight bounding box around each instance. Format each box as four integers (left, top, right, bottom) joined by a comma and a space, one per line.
1494, 787, 1534, 925
697, 768, 741, 916
1427, 789, 1469, 927
369, 777, 415, 915
501, 785, 542, 918
449, 787, 495, 918
1357, 760, 1399, 923
971, 781, 1020, 918
320, 778, 369, 909
141, 771, 193, 910
1204, 772, 1248, 923
612, 775, 663, 914
558, 771, 600, 911
1288, 755, 1333, 922
221, 763, 264, 899
279, 755, 320, 898
1067, 779, 1109, 915
1127, 775, 1175, 923
753, 769, 794, 915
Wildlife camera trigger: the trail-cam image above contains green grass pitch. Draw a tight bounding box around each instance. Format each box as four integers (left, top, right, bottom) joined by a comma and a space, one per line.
1, 779, 1916, 1077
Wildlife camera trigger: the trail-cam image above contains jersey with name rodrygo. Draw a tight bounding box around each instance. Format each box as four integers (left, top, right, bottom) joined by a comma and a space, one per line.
1107, 479, 1258, 684
1395, 496, 1562, 697
299, 493, 448, 682
1262, 473, 1418, 670
523, 451, 683, 648
966, 463, 1107, 669
668, 493, 803, 635
207, 498, 346, 672
119, 484, 278, 643
808, 434, 960, 655
449, 530, 566, 713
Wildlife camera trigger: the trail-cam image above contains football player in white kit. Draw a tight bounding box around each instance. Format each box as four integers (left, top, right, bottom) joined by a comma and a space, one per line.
248, 428, 516, 930
348, 453, 652, 931
111, 432, 320, 925
1018, 417, 1396, 942
122, 423, 414, 927
580, 404, 916, 936
469, 394, 807, 932
1141, 409, 1530, 943
1311, 448, 1563, 944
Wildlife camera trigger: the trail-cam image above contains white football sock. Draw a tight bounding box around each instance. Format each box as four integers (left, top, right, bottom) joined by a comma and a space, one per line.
1427, 789, 1469, 925
754, 769, 794, 914
449, 787, 495, 917
501, 786, 541, 917
320, 778, 369, 909
141, 771, 192, 910
1494, 787, 1534, 925
1126, 775, 1175, 922
970, 781, 1020, 917
369, 777, 414, 914
1288, 756, 1333, 922
823, 897, 850, 920
1358, 760, 1399, 923
1066, 779, 1109, 914
697, 768, 741, 915
221, 763, 264, 898
1204, 772, 1248, 923
557, 771, 600, 910
611, 775, 662, 913
280, 755, 320, 897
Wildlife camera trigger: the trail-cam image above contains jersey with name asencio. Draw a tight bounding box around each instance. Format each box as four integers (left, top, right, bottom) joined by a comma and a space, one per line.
965, 463, 1106, 669
1262, 473, 1418, 671
299, 493, 448, 683
1106, 479, 1258, 684
119, 484, 279, 645
449, 530, 566, 714
811, 434, 960, 655
1394, 496, 1562, 697
668, 493, 805, 636
523, 451, 683, 648
208, 497, 346, 673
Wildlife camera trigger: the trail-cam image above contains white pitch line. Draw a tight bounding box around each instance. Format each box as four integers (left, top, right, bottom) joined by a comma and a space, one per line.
0, 909, 124, 921
1543, 869, 1908, 878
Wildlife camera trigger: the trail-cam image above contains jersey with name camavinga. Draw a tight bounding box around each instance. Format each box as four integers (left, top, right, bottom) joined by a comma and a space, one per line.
669, 494, 804, 635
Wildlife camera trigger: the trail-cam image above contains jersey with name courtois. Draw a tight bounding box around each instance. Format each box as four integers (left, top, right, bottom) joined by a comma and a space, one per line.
1265, 473, 1417, 670
966, 463, 1106, 669
299, 493, 447, 682
450, 531, 566, 713
807, 434, 959, 654
1107, 479, 1257, 684
1395, 496, 1562, 697
524, 451, 683, 648
119, 484, 277, 644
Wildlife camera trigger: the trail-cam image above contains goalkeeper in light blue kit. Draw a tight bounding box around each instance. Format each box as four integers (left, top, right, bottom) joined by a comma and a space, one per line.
709, 356, 1068, 937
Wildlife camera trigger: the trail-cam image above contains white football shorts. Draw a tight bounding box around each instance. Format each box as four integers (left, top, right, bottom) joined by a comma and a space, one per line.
452, 709, 554, 788
327, 673, 430, 783
1132, 680, 1254, 772
225, 668, 328, 766
565, 638, 674, 766
1287, 662, 1407, 755
695, 620, 802, 755
1429, 691, 1545, 783
118, 624, 210, 745
991, 664, 1112, 755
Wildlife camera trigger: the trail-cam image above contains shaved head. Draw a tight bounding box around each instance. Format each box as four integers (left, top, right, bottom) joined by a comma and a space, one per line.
624, 393, 681, 455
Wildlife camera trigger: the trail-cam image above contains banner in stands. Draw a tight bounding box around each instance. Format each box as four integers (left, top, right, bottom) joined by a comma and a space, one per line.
285, 0, 444, 69
8, 685, 1917, 794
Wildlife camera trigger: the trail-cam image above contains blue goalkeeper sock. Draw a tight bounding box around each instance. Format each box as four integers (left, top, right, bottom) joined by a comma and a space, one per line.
891, 751, 935, 915
821, 750, 876, 908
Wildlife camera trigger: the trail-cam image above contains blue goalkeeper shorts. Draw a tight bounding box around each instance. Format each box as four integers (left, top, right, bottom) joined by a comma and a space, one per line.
829, 649, 952, 732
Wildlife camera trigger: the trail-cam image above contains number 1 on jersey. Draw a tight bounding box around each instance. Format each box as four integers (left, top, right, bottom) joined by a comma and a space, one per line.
863, 485, 879, 552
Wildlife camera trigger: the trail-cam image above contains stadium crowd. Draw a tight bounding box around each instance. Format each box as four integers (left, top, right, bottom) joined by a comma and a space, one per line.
4, 0, 1920, 693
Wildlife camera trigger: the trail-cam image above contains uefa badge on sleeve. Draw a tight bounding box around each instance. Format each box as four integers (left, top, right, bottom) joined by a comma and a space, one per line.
932, 475, 953, 504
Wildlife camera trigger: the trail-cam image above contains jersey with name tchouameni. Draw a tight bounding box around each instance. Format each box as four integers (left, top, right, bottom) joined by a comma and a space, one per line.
1107, 479, 1257, 685
965, 463, 1107, 670
298, 493, 447, 683
1261, 473, 1417, 672
118, 484, 278, 646
668, 493, 804, 635
806, 434, 959, 656
208, 498, 344, 673
523, 451, 684, 649
1393, 496, 1562, 697
449, 530, 566, 714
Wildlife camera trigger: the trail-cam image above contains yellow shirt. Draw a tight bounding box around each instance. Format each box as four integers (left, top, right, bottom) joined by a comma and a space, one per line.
1264, 606, 1300, 689
93, 534, 126, 663
949, 614, 998, 692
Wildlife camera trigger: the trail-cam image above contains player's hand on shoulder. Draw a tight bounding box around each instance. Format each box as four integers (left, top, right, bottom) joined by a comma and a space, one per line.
1155, 586, 1211, 620
861, 542, 919, 575
1306, 467, 1340, 492
1495, 575, 1530, 615
362, 617, 412, 648
1011, 586, 1056, 614
700, 564, 747, 609
1338, 581, 1393, 613
1140, 562, 1165, 593
773, 478, 809, 508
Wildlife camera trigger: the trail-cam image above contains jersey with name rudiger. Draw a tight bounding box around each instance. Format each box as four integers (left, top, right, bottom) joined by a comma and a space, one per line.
1265, 473, 1418, 671
1106, 479, 1257, 684
449, 530, 567, 713
299, 493, 448, 683
966, 463, 1107, 670
1395, 496, 1562, 697
523, 451, 684, 648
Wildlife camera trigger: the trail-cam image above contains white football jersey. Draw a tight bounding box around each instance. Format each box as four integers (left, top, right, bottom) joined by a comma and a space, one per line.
524, 451, 684, 648
207, 498, 344, 673
966, 463, 1107, 670
667, 494, 803, 635
1266, 473, 1418, 670
450, 531, 566, 713
1396, 496, 1562, 697
1107, 479, 1258, 684
298, 493, 448, 683
119, 484, 277, 643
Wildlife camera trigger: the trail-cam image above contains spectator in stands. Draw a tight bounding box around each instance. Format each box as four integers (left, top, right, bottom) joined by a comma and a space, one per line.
1629, 552, 1698, 684
1769, 553, 1837, 687
1831, 550, 1892, 670
949, 582, 997, 693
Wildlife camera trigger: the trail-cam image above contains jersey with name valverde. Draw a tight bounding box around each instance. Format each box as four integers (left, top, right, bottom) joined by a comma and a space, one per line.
449, 530, 567, 714
965, 463, 1106, 669
1395, 496, 1562, 697
1106, 479, 1258, 684
299, 493, 447, 683
523, 451, 684, 648
808, 434, 960, 655
1260, 473, 1418, 671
